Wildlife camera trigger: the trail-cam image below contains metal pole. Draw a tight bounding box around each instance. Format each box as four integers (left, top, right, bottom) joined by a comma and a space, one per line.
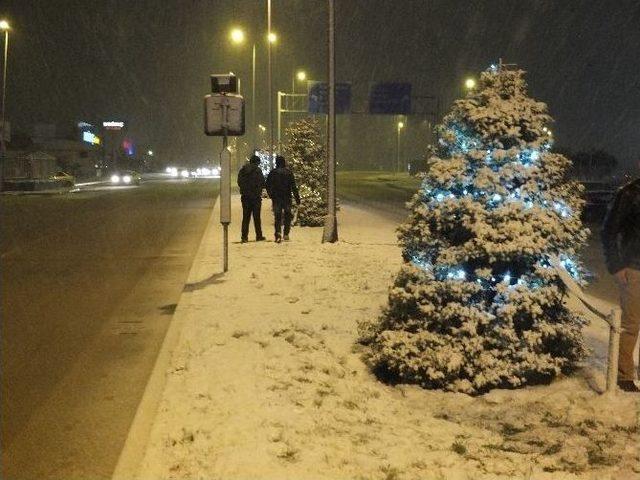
1, 29, 9, 154
252, 43, 256, 150
292, 71, 295, 94
267, 0, 273, 158
606, 307, 622, 393
220, 99, 231, 272
396, 121, 400, 175
277, 91, 282, 149
223, 222, 229, 272
322, 0, 338, 243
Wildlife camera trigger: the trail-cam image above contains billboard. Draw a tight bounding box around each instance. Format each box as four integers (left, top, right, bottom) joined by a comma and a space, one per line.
308, 82, 351, 114
369, 82, 412, 114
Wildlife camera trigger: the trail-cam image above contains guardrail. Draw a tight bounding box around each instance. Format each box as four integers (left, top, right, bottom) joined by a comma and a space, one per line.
552, 257, 621, 393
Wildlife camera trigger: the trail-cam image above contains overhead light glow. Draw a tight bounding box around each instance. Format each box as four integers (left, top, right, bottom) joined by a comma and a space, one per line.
230, 28, 245, 44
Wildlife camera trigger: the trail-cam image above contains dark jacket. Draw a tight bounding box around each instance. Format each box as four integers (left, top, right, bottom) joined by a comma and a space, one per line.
602, 178, 640, 273
266, 166, 301, 204
237, 162, 265, 198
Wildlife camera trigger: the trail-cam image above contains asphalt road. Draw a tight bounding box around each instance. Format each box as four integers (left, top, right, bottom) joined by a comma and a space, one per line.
1, 179, 218, 480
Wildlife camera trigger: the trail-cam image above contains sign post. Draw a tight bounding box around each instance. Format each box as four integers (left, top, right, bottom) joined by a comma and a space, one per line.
204, 73, 245, 272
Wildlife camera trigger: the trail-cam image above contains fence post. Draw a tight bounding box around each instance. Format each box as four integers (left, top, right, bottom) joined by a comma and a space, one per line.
605, 307, 622, 393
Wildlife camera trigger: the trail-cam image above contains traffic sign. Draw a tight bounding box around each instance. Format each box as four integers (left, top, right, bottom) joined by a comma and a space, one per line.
308, 82, 351, 114
369, 82, 412, 114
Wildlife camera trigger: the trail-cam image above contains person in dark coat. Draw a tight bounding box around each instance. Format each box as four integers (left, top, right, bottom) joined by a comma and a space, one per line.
602, 176, 640, 392
237, 154, 266, 243
265, 155, 300, 243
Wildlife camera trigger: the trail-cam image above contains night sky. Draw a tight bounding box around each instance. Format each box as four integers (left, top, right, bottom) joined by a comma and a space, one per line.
2, 0, 639, 167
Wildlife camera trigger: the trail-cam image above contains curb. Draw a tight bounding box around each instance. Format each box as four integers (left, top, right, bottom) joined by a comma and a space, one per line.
111, 198, 222, 480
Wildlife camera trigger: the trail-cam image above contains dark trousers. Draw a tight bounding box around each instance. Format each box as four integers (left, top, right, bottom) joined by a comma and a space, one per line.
272, 198, 293, 238
241, 195, 263, 240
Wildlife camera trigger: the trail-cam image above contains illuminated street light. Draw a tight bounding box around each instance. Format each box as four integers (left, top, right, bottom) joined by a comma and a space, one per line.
258, 124, 266, 131
464, 78, 477, 90
396, 119, 405, 175
268, 32, 277, 44
147, 150, 154, 156
230, 28, 245, 44
0, 19, 10, 154
292, 69, 307, 93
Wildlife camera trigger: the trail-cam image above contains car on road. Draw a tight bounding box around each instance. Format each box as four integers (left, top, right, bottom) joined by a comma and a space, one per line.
50, 171, 75, 188
110, 170, 142, 186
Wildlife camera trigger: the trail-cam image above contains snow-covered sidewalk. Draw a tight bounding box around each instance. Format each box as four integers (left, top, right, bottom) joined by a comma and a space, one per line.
115, 196, 638, 480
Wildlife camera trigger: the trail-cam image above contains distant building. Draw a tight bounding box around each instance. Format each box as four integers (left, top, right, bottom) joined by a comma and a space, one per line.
1, 151, 57, 180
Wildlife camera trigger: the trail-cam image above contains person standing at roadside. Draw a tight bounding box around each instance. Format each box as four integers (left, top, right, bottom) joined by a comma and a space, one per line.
237, 154, 266, 243
266, 155, 300, 243
602, 176, 640, 392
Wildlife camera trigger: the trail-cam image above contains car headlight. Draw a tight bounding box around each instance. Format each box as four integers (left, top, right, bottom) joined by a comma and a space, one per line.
181, 170, 189, 178
111, 174, 120, 183
201, 167, 211, 176
123, 175, 132, 184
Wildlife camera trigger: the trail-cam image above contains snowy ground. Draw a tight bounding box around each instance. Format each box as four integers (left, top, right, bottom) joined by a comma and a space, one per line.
129, 197, 639, 480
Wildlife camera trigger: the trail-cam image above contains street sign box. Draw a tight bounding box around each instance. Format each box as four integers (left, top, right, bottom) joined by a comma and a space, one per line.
211, 73, 239, 94
204, 94, 245, 136
369, 82, 412, 114
308, 82, 351, 114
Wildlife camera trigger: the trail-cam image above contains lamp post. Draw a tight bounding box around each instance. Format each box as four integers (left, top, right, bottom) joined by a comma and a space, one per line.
0, 19, 10, 155
230, 28, 258, 150
322, 0, 338, 243
396, 120, 404, 175
292, 70, 306, 94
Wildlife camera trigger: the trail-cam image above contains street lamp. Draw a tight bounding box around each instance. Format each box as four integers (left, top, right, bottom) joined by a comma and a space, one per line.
464, 77, 476, 90
292, 70, 306, 94
396, 120, 404, 175
0, 19, 10, 154
230, 28, 245, 44
258, 124, 267, 148
268, 32, 277, 44
147, 150, 154, 156
229, 27, 258, 151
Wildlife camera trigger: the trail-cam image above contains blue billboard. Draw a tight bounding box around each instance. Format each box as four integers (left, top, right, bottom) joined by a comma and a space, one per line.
308, 82, 351, 114
369, 82, 412, 114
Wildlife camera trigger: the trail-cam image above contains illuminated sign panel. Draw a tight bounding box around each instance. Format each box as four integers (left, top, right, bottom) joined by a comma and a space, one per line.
82, 131, 102, 145
103, 121, 125, 130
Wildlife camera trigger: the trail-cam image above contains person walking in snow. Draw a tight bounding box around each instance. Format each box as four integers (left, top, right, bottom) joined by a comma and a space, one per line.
237, 154, 266, 243
265, 155, 300, 243
602, 175, 640, 392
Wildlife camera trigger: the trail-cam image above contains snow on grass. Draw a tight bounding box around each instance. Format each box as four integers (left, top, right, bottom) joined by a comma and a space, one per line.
135, 203, 639, 480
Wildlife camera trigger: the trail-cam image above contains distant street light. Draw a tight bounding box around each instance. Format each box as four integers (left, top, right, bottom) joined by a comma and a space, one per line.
464, 78, 477, 90
0, 19, 10, 154
396, 119, 404, 175
147, 150, 154, 156
230, 28, 245, 44
292, 69, 306, 93
268, 32, 277, 44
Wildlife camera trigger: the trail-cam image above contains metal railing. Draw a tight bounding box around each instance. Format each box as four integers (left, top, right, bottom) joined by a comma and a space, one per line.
552, 257, 622, 393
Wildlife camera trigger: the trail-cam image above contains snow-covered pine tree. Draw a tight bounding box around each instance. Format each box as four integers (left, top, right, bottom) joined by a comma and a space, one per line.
361, 65, 589, 394
283, 117, 328, 226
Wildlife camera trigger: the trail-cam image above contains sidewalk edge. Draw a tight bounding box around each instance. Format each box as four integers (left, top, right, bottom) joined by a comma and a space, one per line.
111, 199, 222, 480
